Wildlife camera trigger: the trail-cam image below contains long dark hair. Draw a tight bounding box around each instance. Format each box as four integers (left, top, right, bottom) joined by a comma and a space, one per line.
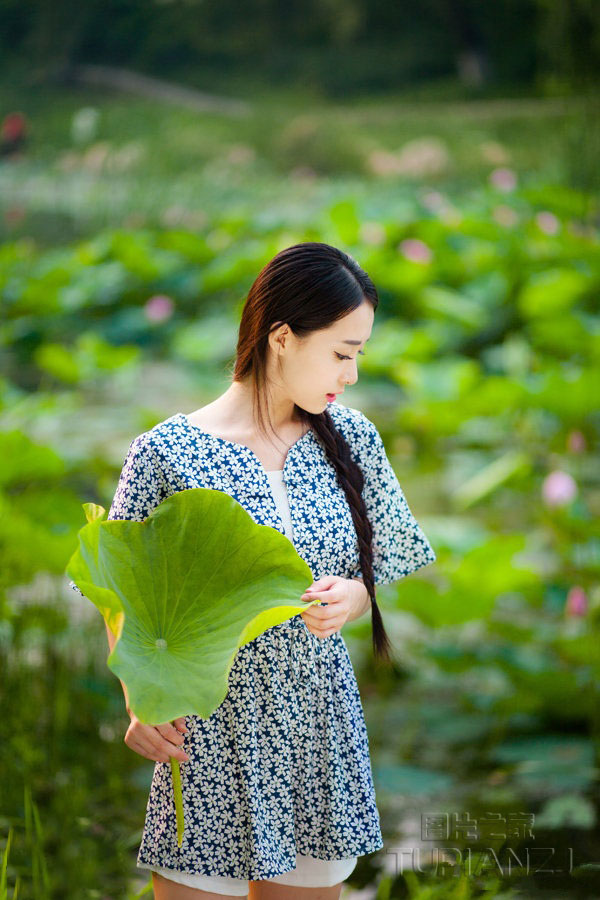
230, 241, 394, 665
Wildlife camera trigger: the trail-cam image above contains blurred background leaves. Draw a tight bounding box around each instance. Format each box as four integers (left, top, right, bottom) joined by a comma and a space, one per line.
0, 0, 599, 897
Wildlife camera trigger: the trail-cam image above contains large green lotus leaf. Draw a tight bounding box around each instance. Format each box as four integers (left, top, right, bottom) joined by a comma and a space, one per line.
68, 501, 127, 639
66, 488, 320, 724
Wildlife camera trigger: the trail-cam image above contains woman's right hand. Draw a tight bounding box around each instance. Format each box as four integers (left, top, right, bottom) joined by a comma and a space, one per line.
124, 714, 191, 764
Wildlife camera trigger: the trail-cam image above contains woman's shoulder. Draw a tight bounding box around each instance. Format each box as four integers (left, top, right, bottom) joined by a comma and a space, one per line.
327, 400, 378, 450
117, 414, 197, 468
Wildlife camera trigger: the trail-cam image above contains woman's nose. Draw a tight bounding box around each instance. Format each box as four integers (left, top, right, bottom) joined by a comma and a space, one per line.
344, 363, 358, 386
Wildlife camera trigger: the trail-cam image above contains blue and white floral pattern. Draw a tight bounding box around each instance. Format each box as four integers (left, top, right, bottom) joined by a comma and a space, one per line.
69, 401, 436, 880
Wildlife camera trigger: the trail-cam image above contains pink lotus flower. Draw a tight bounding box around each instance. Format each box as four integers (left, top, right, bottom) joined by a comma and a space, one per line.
489, 167, 517, 192
535, 211, 560, 235
567, 430, 586, 453
565, 586, 587, 617
399, 238, 433, 264
542, 470, 577, 507
419, 189, 461, 223
144, 294, 174, 323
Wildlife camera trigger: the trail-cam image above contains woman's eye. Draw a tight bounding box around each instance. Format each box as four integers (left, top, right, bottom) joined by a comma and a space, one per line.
335, 351, 365, 361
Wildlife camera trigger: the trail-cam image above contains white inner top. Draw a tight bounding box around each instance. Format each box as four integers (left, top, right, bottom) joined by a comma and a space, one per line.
265, 470, 294, 541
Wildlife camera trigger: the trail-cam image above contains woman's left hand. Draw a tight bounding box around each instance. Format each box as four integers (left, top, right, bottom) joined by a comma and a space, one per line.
299, 575, 364, 638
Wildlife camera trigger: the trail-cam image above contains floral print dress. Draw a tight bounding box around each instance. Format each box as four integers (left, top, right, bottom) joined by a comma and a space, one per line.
70, 400, 436, 880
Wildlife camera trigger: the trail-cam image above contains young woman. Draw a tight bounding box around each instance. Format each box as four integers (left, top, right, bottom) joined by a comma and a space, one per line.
72, 241, 436, 899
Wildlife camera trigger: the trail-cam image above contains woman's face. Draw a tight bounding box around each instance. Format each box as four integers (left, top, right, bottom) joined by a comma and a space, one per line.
268, 300, 374, 415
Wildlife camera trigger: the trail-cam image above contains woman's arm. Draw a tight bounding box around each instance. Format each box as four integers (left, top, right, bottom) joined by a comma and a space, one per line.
345, 576, 371, 623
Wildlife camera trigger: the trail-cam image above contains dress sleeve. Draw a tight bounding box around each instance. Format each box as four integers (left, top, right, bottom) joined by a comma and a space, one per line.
68, 432, 170, 599
352, 412, 436, 585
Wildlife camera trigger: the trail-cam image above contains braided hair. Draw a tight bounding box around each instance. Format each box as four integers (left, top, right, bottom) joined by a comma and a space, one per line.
230, 241, 394, 665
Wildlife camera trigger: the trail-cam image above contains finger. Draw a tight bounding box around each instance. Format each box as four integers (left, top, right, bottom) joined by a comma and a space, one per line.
127, 736, 171, 764
155, 722, 186, 745
305, 616, 342, 634
173, 716, 188, 733
302, 605, 336, 622
148, 730, 190, 762
145, 739, 189, 764
149, 726, 189, 759
301, 587, 344, 603
306, 625, 338, 639
301, 596, 329, 606
301, 575, 340, 598
300, 591, 332, 604
313, 622, 339, 634
310, 576, 341, 589
126, 733, 171, 763
301, 613, 328, 629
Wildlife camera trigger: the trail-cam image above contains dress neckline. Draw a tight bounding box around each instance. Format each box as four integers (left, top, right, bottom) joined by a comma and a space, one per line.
174, 413, 313, 476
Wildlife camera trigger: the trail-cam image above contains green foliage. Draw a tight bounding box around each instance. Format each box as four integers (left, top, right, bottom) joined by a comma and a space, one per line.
66, 491, 320, 723
0, 89, 599, 897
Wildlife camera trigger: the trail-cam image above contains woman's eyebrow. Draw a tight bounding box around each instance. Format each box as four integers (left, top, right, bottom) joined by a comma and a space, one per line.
341, 338, 370, 345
